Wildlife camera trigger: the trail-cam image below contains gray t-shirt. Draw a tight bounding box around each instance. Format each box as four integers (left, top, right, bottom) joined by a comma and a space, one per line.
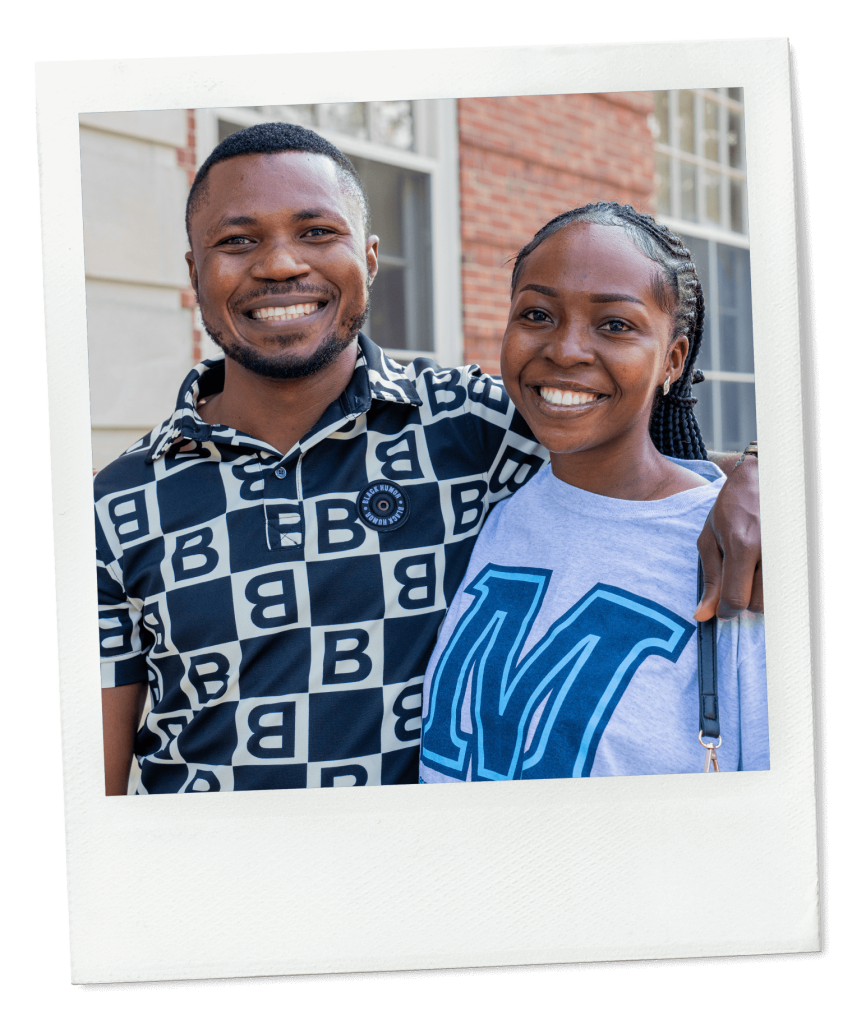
419, 459, 769, 782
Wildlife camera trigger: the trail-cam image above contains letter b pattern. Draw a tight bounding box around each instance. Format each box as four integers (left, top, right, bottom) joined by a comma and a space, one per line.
95, 337, 546, 793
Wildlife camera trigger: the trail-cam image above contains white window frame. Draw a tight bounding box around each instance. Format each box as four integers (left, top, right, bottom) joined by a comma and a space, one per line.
195, 100, 463, 368
653, 89, 748, 237
657, 222, 755, 451
653, 88, 754, 451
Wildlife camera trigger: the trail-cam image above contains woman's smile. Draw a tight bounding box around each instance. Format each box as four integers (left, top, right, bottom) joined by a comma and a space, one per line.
531, 383, 611, 411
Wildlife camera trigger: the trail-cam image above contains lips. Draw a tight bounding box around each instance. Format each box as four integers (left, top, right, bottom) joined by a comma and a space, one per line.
248, 302, 323, 322
533, 384, 609, 409
236, 288, 334, 327
235, 292, 333, 331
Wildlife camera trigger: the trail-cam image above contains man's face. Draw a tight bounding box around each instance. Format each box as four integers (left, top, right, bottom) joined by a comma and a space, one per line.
186, 151, 378, 379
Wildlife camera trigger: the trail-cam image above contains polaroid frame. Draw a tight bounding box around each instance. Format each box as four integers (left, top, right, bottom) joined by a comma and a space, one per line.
36, 39, 818, 984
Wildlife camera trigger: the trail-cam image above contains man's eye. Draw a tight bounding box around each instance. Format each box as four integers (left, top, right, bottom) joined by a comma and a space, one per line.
522, 308, 552, 323
304, 227, 334, 238
220, 236, 253, 246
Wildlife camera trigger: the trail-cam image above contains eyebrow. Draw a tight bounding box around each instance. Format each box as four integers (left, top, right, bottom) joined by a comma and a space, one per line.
516, 285, 646, 306
211, 208, 346, 233
589, 292, 646, 306
517, 283, 559, 297
294, 208, 334, 222
213, 215, 258, 231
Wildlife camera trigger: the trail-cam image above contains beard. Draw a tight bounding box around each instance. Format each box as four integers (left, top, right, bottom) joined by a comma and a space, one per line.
202, 299, 370, 380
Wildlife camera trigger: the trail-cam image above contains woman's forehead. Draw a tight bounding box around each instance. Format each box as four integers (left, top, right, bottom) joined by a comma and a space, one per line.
520, 221, 660, 295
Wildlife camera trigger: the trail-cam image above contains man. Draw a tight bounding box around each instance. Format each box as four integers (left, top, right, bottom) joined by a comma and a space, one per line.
97, 123, 762, 795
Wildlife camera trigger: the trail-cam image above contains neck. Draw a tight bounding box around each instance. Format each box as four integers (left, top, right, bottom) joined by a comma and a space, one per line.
550, 429, 701, 501
198, 341, 359, 455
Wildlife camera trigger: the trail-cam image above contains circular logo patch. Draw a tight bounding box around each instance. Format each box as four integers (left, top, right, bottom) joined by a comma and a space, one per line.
357, 480, 411, 532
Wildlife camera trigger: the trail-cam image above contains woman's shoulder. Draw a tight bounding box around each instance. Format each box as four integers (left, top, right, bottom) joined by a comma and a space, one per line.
666, 459, 717, 494
666, 455, 725, 486
488, 464, 554, 517
474, 466, 554, 543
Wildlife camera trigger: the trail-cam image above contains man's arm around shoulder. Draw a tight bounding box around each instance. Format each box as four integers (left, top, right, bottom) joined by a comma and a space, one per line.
696, 451, 761, 621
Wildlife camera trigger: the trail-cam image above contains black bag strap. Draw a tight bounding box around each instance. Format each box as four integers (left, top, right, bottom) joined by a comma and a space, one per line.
696, 559, 720, 741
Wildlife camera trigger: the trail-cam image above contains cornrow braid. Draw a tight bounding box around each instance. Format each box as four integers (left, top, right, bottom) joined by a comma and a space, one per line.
510, 202, 708, 460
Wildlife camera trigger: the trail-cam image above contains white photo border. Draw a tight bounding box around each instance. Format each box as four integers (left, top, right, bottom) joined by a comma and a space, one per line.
36, 39, 818, 984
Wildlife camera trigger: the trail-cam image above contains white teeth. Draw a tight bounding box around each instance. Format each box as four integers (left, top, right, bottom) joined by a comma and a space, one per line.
250, 302, 321, 321
539, 387, 602, 407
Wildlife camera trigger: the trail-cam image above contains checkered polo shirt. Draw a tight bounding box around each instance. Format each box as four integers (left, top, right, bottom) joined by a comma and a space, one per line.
95, 334, 547, 794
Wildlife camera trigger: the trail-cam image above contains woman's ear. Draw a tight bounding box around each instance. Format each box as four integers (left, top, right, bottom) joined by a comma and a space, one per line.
665, 334, 690, 385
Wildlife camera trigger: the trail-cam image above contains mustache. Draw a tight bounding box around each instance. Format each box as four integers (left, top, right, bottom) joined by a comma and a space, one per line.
229, 281, 336, 313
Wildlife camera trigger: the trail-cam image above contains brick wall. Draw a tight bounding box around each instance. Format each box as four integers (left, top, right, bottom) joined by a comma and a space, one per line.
457, 93, 656, 372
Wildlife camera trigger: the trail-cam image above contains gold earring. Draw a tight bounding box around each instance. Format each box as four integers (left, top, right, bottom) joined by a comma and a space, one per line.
663, 376, 671, 396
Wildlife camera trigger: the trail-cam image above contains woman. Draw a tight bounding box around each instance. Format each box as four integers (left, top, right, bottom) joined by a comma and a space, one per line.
419, 203, 769, 782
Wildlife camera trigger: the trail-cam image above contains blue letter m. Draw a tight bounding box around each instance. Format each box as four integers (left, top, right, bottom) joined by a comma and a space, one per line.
421, 564, 695, 781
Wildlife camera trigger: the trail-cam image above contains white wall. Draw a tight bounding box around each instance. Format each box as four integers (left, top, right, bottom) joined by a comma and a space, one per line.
79, 109, 194, 469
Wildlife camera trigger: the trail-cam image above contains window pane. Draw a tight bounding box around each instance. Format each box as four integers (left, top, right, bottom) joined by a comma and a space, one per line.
279, 104, 316, 127
721, 381, 757, 452
316, 102, 369, 140
681, 234, 710, 291
368, 101, 414, 150
705, 171, 722, 225
730, 178, 746, 234
727, 109, 744, 169
679, 234, 711, 373
681, 161, 697, 221
654, 153, 672, 216
677, 91, 695, 152
717, 243, 754, 373
366, 264, 408, 351
352, 156, 434, 352
703, 98, 720, 163
692, 375, 716, 452
217, 118, 245, 143
727, 87, 744, 103
652, 91, 670, 144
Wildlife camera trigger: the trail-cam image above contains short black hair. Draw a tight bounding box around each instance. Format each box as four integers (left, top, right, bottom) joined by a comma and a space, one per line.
185, 122, 371, 241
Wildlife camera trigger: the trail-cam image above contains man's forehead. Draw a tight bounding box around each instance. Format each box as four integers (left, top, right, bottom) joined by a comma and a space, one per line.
196, 151, 357, 225
208, 149, 343, 202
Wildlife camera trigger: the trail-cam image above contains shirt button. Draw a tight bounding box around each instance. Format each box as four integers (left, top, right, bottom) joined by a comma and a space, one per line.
275, 467, 287, 479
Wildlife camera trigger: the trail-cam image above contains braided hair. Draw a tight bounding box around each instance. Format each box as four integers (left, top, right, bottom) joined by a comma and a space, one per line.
510, 202, 708, 460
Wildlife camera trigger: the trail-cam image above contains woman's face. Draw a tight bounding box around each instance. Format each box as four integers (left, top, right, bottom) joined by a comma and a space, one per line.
501, 221, 688, 457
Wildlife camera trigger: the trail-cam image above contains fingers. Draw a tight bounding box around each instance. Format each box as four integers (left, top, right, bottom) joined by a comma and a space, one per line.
694, 527, 723, 621
716, 538, 761, 619
748, 562, 764, 614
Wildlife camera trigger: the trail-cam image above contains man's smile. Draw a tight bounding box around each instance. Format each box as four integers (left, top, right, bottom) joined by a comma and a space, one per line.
248, 302, 326, 322
230, 290, 336, 335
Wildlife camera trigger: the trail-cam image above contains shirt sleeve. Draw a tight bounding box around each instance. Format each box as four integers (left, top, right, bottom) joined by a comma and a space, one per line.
736, 611, 771, 771
96, 512, 149, 689
461, 366, 549, 494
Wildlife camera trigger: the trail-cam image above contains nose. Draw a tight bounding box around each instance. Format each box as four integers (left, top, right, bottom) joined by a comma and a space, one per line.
251, 238, 312, 281
545, 318, 597, 367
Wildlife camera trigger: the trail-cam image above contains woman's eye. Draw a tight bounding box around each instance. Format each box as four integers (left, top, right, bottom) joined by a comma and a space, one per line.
602, 318, 632, 333
522, 308, 553, 323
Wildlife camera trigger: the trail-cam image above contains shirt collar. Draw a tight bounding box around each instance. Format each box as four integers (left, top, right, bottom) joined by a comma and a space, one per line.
146, 333, 422, 463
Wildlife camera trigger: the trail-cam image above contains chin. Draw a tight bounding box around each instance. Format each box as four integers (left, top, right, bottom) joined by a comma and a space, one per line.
208, 329, 353, 381
203, 300, 368, 381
